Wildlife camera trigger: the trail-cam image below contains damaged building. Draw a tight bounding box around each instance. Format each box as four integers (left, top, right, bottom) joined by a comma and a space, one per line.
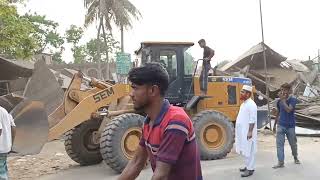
220, 42, 320, 130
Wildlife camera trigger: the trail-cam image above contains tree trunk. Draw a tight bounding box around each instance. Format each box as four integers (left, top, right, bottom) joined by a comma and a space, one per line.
96, 18, 103, 79
101, 23, 110, 80
120, 25, 124, 53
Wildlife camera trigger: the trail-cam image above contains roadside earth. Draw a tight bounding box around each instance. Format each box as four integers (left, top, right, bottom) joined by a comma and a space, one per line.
8, 130, 320, 180
8, 140, 78, 180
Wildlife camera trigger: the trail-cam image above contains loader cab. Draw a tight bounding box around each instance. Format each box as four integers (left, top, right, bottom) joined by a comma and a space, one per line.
135, 42, 195, 105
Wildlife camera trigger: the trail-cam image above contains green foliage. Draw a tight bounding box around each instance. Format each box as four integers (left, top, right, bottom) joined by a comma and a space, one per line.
6, 0, 25, 3
0, 1, 65, 61
65, 25, 84, 45
23, 13, 64, 54
84, 0, 141, 31
52, 51, 64, 64
0, 2, 38, 59
86, 33, 120, 63
65, 25, 86, 64
73, 45, 86, 64
1, 0, 25, 3
84, 0, 142, 54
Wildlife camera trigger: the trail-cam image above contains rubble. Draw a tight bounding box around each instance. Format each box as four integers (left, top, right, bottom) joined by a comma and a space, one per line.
0, 56, 33, 80
219, 42, 320, 130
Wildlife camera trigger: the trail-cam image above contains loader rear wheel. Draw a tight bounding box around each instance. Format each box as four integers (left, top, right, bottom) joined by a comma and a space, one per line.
100, 113, 144, 173
64, 119, 102, 166
193, 110, 234, 160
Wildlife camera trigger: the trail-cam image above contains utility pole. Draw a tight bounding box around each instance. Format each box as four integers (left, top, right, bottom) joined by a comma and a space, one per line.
318, 49, 320, 72
259, 0, 272, 129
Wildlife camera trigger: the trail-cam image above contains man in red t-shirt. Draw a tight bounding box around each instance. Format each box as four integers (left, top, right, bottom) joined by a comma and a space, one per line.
119, 63, 202, 180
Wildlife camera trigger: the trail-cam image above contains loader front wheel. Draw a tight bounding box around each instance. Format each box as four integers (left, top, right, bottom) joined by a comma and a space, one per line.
100, 113, 144, 173
193, 110, 234, 160
64, 119, 102, 166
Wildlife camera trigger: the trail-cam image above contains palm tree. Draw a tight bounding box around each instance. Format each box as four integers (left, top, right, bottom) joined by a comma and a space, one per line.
84, 0, 141, 79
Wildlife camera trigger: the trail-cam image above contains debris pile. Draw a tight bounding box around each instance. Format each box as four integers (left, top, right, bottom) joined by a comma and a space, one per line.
219, 42, 320, 130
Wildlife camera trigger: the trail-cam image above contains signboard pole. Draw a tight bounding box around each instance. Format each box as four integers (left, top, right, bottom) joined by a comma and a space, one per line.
116, 52, 132, 83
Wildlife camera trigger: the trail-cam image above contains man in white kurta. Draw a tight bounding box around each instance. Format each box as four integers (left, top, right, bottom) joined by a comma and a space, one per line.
235, 85, 257, 177
0, 106, 16, 180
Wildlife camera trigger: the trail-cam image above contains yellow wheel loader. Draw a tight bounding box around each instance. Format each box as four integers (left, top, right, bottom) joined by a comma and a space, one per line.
48, 72, 141, 170
2, 59, 142, 172
3, 42, 268, 174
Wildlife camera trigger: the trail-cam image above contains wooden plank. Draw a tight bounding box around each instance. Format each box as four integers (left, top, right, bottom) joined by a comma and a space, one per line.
295, 112, 320, 123
233, 66, 278, 90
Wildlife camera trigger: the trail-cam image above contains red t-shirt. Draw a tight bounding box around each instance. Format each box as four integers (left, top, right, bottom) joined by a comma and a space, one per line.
140, 100, 202, 180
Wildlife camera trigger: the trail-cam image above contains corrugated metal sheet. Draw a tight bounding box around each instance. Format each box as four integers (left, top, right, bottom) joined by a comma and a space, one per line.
285, 59, 310, 72
220, 42, 287, 71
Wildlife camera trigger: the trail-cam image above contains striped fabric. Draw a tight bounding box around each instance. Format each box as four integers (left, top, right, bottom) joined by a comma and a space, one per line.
139, 99, 202, 180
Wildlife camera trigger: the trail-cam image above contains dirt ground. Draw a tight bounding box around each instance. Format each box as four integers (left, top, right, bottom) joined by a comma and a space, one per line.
8, 139, 77, 180
7, 130, 320, 180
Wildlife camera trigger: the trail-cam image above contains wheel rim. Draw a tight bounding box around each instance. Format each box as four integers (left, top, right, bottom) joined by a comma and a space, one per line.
200, 122, 226, 150
83, 129, 99, 151
121, 127, 142, 159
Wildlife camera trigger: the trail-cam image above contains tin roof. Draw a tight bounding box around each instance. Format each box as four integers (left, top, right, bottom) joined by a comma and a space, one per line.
0, 56, 34, 80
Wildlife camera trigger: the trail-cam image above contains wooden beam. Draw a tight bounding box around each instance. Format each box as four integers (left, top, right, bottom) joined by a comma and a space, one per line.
233, 66, 278, 90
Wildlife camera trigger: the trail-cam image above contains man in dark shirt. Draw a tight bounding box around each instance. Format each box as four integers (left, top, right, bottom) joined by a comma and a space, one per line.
272, 83, 301, 169
198, 39, 215, 95
119, 62, 202, 180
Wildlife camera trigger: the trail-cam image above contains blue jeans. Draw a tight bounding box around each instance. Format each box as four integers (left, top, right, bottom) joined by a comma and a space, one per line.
0, 153, 8, 180
276, 125, 298, 162
199, 61, 211, 92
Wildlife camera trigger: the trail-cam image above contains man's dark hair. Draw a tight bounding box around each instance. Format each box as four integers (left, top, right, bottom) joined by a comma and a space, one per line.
198, 39, 206, 44
281, 83, 292, 90
128, 62, 169, 96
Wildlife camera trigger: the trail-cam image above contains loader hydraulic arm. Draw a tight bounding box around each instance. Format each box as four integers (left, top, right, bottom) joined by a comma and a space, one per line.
49, 72, 116, 128
82, 75, 114, 90
48, 83, 131, 141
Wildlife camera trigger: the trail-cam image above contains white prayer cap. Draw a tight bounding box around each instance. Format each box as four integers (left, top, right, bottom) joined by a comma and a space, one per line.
242, 85, 252, 92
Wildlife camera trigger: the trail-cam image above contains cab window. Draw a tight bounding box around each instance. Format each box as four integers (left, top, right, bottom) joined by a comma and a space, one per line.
158, 50, 177, 82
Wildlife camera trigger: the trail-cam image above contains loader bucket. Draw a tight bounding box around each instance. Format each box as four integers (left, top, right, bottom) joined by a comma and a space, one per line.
1, 59, 64, 155
10, 99, 48, 155
23, 60, 64, 115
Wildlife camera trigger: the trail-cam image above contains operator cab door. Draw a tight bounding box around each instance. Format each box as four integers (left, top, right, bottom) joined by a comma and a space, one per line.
181, 48, 195, 103
154, 48, 182, 104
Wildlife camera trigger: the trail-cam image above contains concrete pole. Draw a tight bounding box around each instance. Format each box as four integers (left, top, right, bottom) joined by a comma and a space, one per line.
318, 49, 320, 72
259, 0, 272, 130
121, 25, 124, 53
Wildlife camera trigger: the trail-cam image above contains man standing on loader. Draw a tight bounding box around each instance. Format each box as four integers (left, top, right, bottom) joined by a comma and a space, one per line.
235, 85, 257, 177
0, 106, 16, 180
119, 63, 202, 180
198, 39, 215, 95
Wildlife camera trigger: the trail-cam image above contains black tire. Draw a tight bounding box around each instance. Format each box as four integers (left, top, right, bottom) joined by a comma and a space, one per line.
100, 113, 144, 173
193, 110, 235, 160
64, 119, 103, 165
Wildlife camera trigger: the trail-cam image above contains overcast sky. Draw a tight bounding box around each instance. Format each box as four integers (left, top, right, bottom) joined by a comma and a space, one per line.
18, 0, 320, 65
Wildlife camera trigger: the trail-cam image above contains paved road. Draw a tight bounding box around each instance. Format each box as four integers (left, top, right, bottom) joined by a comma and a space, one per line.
38, 137, 320, 180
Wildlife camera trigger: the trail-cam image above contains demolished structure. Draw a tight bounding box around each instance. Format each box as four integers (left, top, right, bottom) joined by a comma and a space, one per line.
220, 42, 320, 130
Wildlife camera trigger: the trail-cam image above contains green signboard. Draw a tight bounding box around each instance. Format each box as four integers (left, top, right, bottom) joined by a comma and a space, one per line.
116, 52, 131, 75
